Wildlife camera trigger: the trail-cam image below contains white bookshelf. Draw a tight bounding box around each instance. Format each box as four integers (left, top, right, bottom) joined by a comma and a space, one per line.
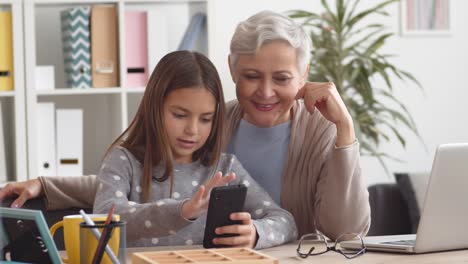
36, 87, 122, 96
21, 0, 211, 180
0, 0, 27, 183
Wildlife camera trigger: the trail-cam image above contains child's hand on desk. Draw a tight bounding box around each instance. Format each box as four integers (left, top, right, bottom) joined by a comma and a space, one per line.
213, 212, 257, 248
181, 171, 236, 220
0, 179, 43, 208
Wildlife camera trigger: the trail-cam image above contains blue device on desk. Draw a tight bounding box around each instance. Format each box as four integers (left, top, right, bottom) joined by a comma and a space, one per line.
0, 208, 61, 264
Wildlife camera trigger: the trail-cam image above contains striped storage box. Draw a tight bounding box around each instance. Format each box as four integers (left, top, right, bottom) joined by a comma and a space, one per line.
60, 6, 92, 88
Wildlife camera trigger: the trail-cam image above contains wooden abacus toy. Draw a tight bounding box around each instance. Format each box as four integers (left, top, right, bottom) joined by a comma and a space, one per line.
132, 247, 278, 264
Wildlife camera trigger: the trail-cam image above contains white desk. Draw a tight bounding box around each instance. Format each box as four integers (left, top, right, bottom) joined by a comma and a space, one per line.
127, 243, 468, 264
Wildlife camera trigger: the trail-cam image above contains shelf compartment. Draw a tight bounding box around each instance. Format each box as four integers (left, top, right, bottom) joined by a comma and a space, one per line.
0, 91, 15, 97
36, 87, 123, 96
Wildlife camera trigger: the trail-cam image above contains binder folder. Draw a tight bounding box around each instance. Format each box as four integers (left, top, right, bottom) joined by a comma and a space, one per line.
0, 11, 14, 91
147, 10, 169, 72
56, 109, 83, 176
37, 103, 57, 177
91, 5, 119, 88
178, 12, 207, 51
60, 6, 92, 88
0, 101, 7, 182
125, 11, 148, 88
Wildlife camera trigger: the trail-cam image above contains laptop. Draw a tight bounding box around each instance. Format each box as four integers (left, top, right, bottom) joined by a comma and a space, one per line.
341, 143, 468, 253
0, 207, 62, 263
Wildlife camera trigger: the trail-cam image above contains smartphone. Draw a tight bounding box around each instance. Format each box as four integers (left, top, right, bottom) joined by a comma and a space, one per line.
203, 184, 247, 248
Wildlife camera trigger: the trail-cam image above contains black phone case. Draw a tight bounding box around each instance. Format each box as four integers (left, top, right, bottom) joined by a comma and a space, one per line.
203, 184, 247, 248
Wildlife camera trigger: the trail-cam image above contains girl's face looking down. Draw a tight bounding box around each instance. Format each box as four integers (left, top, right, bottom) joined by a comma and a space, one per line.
163, 86, 217, 164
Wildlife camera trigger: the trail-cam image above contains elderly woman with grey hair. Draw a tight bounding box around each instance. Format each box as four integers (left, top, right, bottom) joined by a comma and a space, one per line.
1, 10, 370, 243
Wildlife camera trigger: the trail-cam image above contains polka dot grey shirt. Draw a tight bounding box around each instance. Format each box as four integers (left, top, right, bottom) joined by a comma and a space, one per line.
93, 147, 298, 249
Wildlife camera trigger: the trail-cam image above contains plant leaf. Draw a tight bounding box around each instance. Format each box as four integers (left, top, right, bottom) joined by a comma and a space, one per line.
289, 0, 423, 171
346, 0, 398, 31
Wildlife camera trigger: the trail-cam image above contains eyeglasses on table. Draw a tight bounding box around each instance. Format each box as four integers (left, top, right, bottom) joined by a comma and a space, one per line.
296, 232, 366, 259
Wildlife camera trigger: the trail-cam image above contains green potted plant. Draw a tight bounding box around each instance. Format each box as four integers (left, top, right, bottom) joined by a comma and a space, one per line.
289, 0, 422, 171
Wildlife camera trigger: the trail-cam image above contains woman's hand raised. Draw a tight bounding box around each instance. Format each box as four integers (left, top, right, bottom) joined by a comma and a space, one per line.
296, 82, 356, 147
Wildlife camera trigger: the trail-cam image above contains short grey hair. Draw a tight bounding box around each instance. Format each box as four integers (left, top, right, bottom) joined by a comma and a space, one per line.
230, 10, 312, 74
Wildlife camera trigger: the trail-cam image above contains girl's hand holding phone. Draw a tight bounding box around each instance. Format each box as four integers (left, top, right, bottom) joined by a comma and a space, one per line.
213, 212, 257, 248
181, 171, 236, 220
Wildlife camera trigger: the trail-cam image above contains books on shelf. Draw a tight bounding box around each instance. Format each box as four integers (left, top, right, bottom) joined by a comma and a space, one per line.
60, 6, 92, 89
91, 5, 119, 88
59, 5, 121, 89
52, 4, 208, 90
125, 10, 148, 88
0, 11, 14, 91
0, 101, 7, 182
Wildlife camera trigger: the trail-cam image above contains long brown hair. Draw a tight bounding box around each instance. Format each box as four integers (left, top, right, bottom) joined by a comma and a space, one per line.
107, 51, 225, 202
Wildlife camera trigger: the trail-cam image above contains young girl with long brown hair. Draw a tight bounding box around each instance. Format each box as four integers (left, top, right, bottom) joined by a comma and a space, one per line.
93, 50, 297, 249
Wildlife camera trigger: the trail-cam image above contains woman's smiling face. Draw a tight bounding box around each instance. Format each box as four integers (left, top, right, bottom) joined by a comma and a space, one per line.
231, 40, 306, 127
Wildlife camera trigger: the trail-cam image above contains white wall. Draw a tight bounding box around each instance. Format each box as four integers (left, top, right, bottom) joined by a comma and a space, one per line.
208, 0, 468, 186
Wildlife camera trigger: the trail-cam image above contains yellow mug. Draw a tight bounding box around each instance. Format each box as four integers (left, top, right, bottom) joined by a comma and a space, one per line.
49, 214, 120, 263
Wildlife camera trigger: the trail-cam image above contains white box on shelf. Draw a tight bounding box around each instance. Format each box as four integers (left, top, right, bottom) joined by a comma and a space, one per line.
37, 102, 57, 176
56, 109, 83, 176
35, 65, 55, 90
